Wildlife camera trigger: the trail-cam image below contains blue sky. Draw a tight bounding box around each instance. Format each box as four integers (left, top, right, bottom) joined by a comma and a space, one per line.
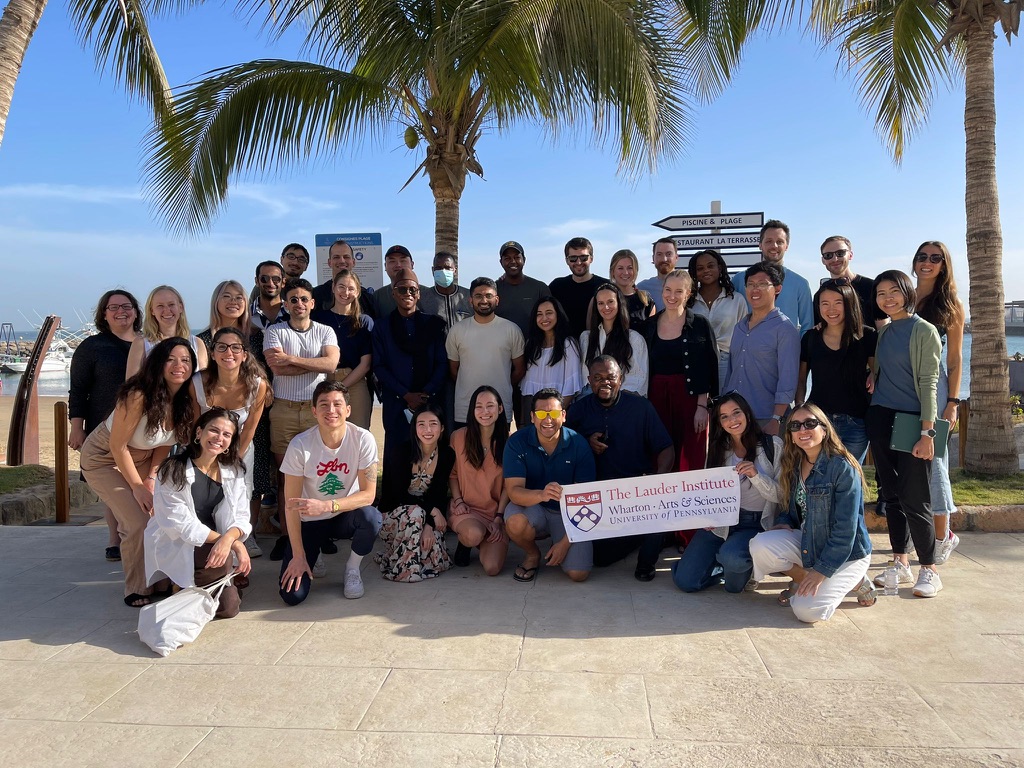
1, 6, 1022, 329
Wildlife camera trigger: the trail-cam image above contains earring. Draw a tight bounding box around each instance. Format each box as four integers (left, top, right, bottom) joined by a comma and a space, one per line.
194, 436, 201, 444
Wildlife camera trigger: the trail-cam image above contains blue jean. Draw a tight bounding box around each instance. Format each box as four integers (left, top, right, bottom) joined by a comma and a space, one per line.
827, 412, 868, 465
279, 506, 383, 606
929, 365, 956, 515
672, 511, 761, 593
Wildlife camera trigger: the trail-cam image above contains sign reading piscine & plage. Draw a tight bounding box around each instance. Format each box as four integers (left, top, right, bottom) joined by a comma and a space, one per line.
314, 233, 384, 291
559, 467, 740, 543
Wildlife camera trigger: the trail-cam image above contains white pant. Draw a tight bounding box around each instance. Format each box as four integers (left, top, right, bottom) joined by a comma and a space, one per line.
750, 528, 871, 624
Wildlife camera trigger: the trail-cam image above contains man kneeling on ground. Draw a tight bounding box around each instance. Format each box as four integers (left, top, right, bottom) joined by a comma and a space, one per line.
279, 381, 381, 604
503, 388, 596, 583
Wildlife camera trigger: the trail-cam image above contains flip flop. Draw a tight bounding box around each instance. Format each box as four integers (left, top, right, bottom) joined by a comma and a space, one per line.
105, 546, 121, 562
124, 593, 155, 608
512, 563, 539, 583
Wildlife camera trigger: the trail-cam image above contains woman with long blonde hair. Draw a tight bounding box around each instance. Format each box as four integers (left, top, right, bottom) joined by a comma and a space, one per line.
198, 280, 251, 353
127, 285, 208, 377
912, 241, 965, 565
748, 403, 875, 623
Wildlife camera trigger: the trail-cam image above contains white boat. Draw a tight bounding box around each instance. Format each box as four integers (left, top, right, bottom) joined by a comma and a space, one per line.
0, 342, 72, 373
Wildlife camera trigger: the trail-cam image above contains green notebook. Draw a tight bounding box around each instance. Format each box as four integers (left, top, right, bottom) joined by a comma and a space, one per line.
890, 413, 950, 460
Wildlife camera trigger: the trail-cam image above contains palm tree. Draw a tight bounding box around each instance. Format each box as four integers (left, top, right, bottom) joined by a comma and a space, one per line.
0, 0, 171, 150
815, 0, 1021, 474
143, 0, 755, 254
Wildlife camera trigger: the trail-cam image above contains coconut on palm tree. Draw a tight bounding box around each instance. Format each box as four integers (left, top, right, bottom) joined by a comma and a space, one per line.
142, 0, 755, 254
0, 0, 171, 150
815, 0, 1021, 474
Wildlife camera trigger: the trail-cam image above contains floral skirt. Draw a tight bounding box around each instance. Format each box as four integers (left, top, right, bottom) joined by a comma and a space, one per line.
375, 505, 452, 583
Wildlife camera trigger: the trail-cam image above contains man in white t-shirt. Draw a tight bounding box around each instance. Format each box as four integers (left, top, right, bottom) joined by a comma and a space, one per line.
446, 277, 525, 428
278, 381, 381, 603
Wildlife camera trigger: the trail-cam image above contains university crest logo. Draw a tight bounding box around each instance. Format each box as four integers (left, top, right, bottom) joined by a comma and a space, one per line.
565, 490, 603, 532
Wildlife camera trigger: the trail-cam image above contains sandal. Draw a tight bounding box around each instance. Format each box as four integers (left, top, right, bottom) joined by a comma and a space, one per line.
105, 546, 121, 561
124, 593, 155, 608
851, 575, 877, 607
777, 581, 796, 607
512, 563, 539, 583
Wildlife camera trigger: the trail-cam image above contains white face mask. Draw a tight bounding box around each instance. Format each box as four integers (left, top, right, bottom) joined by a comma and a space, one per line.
433, 268, 455, 287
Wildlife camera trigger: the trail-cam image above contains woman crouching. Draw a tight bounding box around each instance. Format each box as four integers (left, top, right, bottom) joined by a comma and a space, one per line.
144, 408, 253, 618
749, 404, 875, 623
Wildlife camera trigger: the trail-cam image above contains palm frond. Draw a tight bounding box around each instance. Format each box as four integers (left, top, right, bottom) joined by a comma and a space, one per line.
66, 0, 173, 122
816, 0, 959, 161
143, 59, 398, 236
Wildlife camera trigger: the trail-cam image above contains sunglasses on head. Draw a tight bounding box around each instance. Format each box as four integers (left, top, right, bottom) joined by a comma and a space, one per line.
915, 252, 944, 264
819, 277, 851, 288
788, 418, 821, 432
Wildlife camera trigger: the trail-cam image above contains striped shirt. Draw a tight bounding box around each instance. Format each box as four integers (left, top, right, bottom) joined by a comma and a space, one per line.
263, 320, 338, 402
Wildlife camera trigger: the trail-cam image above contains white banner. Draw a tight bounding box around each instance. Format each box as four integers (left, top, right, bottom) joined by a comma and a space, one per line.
559, 467, 740, 543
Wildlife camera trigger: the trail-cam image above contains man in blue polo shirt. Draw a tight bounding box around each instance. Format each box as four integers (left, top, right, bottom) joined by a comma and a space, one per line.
566, 356, 675, 581
503, 388, 596, 583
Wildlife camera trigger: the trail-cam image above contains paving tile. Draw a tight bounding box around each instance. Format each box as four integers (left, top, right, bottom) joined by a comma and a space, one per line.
914, 683, 1024, 748
0, 719, 210, 768
20, 583, 130, 621
5, 556, 125, 585
628, 586, 809, 632
85, 664, 388, 729
0, 616, 113, 660
56, 618, 314, 665
180, 727, 498, 767
497, 736, 1024, 768
0, 660, 146, 721
0, 556, 53, 580
518, 627, 768, 678
279, 622, 522, 671
0, 581, 77, 618
496, 671, 653, 738
359, 669, 508, 733
523, 587, 639, 629
644, 676, 959, 747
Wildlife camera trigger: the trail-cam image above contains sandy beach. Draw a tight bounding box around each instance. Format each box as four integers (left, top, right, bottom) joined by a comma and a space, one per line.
0, 396, 389, 471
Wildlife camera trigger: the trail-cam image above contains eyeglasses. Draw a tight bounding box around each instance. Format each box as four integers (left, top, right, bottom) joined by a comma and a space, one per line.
213, 343, 245, 354
566, 255, 590, 264
259, 275, 283, 284
533, 409, 563, 420
788, 418, 822, 432
287, 296, 313, 304
105, 303, 134, 312
819, 277, 851, 288
821, 249, 849, 261
394, 286, 420, 296
746, 281, 775, 290
914, 252, 945, 264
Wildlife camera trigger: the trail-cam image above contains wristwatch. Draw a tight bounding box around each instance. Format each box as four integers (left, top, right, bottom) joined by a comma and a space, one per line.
947, 397, 961, 405
920, 428, 936, 438
770, 415, 783, 422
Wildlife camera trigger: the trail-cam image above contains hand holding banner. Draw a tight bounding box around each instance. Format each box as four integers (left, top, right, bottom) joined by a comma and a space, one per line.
559, 467, 740, 543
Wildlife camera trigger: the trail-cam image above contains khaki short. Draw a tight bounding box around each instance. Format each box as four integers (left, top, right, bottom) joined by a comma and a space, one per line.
270, 398, 317, 454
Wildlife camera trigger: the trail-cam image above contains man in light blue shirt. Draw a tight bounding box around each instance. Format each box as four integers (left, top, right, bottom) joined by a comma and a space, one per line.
636, 237, 679, 311
735, 219, 814, 335
725, 262, 800, 438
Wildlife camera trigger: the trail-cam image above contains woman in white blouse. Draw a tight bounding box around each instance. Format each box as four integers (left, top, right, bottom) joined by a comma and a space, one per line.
579, 283, 648, 396
519, 296, 583, 423
688, 250, 748, 388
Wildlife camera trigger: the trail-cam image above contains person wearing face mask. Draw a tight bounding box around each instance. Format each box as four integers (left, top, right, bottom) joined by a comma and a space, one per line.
419, 251, 472, 331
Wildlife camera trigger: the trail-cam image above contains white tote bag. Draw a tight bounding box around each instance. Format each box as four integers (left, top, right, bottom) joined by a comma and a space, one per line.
137, 572, 236, 657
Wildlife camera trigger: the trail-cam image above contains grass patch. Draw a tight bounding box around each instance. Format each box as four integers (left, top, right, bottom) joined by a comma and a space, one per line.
863, 466, 1024, 506
0, 465, 54, 495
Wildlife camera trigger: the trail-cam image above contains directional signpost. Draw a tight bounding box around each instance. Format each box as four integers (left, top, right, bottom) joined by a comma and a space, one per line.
653, 204, 764, 271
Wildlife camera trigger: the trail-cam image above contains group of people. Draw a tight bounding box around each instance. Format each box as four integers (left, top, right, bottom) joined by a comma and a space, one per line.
67, 222, 963, 624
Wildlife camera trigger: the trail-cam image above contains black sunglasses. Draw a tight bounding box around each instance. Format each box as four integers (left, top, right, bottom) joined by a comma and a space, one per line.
819, 277, 851, 288
914, 252, 944, 264
788, 418, 822, 432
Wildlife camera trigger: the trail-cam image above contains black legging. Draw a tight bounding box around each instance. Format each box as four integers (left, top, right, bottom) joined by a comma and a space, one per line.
866, 405, 936, 565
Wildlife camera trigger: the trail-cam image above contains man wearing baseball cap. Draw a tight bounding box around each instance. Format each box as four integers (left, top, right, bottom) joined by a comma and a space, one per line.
374, 245, 427, 319
495, 240, 550, 336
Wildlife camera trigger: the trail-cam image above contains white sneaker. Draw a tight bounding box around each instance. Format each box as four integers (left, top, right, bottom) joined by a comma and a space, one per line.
344, 568, 364, 599
934, 532, 960, 565
244, 536, 263, 558
312, 554, 327, 579
743, 578, 759, 592
874, 560, 914, 587
913, 568, 943, 598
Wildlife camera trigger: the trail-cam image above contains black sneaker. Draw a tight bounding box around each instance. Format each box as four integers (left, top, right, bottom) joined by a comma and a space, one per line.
452, 543, 472, 567
269, 535, 288, 561
321, 539, 338, 555
634, 565, 657, 582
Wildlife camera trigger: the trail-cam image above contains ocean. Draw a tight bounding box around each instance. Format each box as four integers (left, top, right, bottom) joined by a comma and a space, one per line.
3, 333, 1023, 398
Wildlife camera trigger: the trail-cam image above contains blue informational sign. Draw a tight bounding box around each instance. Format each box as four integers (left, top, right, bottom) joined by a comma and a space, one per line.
314, 233, 384, 290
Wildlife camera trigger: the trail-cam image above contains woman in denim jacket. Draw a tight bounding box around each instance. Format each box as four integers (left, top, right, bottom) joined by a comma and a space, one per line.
749, 403, 875, 623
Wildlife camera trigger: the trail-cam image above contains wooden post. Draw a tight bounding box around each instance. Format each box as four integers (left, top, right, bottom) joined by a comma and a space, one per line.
959, 398, 970, 469
54, 402, 70, 524
6, 315, 61, 466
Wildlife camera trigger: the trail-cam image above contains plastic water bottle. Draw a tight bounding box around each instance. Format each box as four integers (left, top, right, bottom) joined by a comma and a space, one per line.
883, 564, 899, 596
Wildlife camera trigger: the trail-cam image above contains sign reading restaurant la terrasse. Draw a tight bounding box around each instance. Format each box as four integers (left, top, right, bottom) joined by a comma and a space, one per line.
559, 467, 740, 543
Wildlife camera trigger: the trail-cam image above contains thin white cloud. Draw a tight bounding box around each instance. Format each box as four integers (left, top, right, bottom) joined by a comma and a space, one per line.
232, 184, 341, 219
0, 183, 140, 204
541, 218, 612, 238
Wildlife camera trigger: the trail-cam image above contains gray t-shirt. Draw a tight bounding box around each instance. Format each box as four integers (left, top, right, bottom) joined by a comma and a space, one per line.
495, 275, 550, 335
445, 316, 525, 422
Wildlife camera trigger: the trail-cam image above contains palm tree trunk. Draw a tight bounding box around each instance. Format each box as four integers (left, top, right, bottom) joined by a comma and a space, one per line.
0, 0, 48, 150
962, 14, 1018, 474
426, 149, 466, 256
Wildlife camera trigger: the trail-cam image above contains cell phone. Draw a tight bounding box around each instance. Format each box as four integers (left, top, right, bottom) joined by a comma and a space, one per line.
403, 408, 414, 423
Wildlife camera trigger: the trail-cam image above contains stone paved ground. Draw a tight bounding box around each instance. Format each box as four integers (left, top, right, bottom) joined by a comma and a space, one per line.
1, 522, 1022, 767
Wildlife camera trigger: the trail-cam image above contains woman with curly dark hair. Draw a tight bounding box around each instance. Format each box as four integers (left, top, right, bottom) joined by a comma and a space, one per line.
520, 296, 583, 423
688, 249, 747, 388
145, 408, 252, 618
81, 337, 197, 607
579, 283, 648, 396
